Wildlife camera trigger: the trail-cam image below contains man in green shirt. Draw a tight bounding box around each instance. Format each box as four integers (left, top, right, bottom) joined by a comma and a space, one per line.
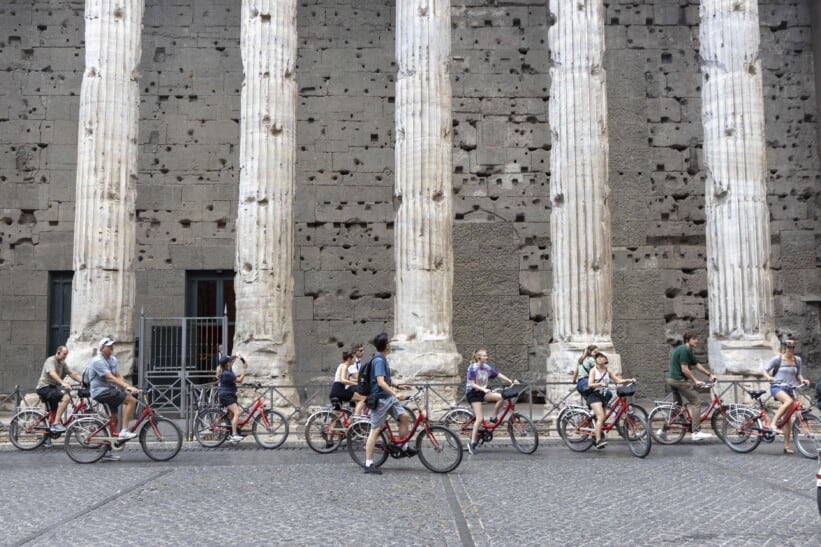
36, 346, 82, 433
666, 332, 717, 441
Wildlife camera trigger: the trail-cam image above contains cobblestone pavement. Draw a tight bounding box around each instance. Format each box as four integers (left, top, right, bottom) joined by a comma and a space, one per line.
1, 437, 819, 546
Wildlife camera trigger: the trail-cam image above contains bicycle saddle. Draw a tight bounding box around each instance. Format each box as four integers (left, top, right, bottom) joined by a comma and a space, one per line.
748, 390, 766, 399
329, 397, 342, 410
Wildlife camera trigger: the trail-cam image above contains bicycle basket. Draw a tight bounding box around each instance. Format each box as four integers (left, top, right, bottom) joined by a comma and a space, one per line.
501, 386, 522, 400
616, 384, 636, 397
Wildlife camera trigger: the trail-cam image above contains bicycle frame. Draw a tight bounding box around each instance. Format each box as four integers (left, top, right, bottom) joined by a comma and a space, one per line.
25, 392, 93, 434
596, 395, 632, 433
737, 386, 808, 439
379, 407, 432, 446
471, 399, 516, 432
213, 395, 267, 432
89, 393, 163, 443
665, 387, 725, 426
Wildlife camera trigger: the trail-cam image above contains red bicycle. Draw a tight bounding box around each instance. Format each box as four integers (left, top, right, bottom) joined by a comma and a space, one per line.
440, 384, 539, 454
559, 383, 652, 458
9, 387, 100, 450
648, 381, 728, 444
193, 384, 289, 449
722, 384, 821, 458
64, 389, 182, 463
346, 389, 463, 473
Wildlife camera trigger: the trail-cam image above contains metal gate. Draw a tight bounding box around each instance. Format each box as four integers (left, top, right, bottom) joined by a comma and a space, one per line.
137, 311, 228, 416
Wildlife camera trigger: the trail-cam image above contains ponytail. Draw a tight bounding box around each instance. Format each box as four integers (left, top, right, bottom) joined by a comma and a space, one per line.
578, 345, 598, 365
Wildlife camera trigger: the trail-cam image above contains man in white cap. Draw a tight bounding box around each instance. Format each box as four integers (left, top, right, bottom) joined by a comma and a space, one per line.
87, 337, 139, 460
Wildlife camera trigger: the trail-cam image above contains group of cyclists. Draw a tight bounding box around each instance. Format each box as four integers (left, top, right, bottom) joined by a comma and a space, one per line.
10, 330, 816, 465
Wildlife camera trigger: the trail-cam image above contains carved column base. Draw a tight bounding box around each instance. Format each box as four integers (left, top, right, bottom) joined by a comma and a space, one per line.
707, 337, 778, 376
388, 338, 462, 383
545, 341, 622, 420
547, 340, 622, 380
231, 340, 294, 382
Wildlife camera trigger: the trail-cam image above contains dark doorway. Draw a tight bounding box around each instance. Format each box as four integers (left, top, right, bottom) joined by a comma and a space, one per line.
48, 272, 73, 357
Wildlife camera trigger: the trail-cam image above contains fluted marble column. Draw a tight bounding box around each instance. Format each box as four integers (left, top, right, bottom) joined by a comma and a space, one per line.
701, 0, 778, 374
232, 0, 297, 380
67, 0, 143, 374
547, 0, 620, 378
390, 0, 461, 379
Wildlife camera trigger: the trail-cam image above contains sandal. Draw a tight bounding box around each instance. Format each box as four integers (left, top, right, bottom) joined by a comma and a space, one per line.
783, 447, 795, 455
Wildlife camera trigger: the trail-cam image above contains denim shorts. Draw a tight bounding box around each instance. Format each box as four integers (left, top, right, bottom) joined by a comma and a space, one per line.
770, 385, 795, 400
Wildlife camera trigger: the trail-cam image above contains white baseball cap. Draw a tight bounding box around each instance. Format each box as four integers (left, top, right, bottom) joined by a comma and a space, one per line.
99, 337, 115, 349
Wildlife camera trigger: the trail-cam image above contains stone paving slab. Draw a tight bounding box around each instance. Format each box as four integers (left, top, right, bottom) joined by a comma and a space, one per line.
1, 438, 819, 546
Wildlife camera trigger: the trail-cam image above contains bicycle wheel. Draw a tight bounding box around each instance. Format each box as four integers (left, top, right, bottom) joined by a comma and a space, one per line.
721, 407, 761, 453
193, 408, 229, 448
64, 416, 109, 464
440, 408, 475, 440
792, 412, 821, 459
416, 425, 463, 473
253, 409, 289, 449
9, 410, 49, 450
139, 416, 182, 462
508, 412, 538, 454
709, 405, 728, 441
556, 405, 586, 441
648, 406, 686, 445
346, 420, 389, 468
622, 412, 651, 458
628, 403, 648, 421
555, 407, 571, 440
305, 409, 349, 454
559, 408, 594, 452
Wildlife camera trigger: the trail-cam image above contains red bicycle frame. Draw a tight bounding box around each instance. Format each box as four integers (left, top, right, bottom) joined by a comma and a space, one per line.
469, 398, 516, 432
669, 384, 726, 426
378, 407, 432, 446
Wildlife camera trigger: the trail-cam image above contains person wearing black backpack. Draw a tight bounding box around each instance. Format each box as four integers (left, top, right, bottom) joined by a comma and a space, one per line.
362, 332, 412, 475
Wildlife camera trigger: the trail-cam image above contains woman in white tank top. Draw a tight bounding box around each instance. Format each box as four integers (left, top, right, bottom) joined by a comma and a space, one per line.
586, 353, 636, 450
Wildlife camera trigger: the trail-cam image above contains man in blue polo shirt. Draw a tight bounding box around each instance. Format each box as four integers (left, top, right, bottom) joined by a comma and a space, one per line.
363, 332, 413, 474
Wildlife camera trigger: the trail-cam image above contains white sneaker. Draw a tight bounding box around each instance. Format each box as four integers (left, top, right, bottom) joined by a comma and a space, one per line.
103, 450, 120, 461
656, 428, 666, 438
118, 430, 137, 440
691, 431, 713, 441
50, 423, 66, 433
229, 434, 243, 443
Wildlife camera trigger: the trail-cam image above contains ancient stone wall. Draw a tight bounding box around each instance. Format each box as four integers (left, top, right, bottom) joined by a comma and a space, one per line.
0, 0, 817, 391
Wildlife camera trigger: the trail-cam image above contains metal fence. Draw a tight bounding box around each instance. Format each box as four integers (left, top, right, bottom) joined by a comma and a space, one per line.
3, 378, 816, 441
179, 378, 817, 440
0, 385, 22, 414
137, 313, 228, 417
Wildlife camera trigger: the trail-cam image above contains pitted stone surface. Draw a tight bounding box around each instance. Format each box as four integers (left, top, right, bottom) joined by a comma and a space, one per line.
0, 0, 818, 390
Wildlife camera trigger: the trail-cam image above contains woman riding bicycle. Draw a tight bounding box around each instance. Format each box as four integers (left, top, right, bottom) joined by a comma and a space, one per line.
762, 337, 810, 454
217, 353, 248, 443
329, 350, 366, 415
465, 349, 515, 455
586, 352, 635, 449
